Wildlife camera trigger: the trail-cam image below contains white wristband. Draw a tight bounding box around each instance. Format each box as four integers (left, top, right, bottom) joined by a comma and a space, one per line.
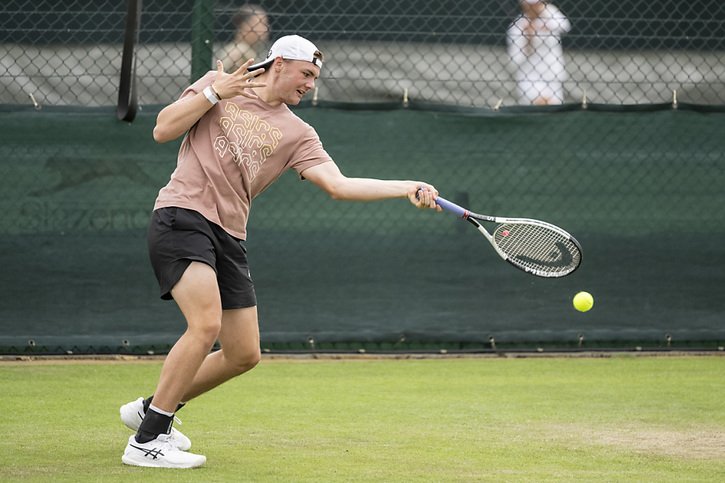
203, 85, 220, 105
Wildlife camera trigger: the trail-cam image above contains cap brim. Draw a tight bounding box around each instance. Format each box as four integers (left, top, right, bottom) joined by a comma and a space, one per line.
247, 58, 273, 71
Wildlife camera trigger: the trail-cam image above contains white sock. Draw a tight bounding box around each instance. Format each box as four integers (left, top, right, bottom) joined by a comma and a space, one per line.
148, 403, 175, 417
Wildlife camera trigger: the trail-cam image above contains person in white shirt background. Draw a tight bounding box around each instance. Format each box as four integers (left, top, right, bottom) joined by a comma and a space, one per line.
506, 0, 571, 105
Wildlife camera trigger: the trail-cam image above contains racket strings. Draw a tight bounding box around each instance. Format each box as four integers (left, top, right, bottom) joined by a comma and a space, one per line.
494, 223, 581, 275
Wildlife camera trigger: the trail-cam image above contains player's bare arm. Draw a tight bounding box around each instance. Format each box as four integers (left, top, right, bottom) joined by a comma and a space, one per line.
153, 59, 265, 143
301, 161, 440, 210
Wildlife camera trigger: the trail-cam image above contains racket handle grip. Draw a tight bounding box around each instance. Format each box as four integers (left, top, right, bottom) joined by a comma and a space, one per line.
435, 196, 468, 218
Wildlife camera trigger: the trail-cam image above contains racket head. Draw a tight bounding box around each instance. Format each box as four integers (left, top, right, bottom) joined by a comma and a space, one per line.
489, 218, 582, 278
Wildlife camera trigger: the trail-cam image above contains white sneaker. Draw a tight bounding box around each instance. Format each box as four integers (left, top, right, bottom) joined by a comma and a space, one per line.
122, 434, 206, 468
120, 397, 192, 451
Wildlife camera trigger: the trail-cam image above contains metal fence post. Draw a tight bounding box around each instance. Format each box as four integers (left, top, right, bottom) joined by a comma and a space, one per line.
191, 0, 214, 82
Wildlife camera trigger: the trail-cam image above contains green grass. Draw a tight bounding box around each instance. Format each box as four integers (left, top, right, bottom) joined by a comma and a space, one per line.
1, 356, 724, 482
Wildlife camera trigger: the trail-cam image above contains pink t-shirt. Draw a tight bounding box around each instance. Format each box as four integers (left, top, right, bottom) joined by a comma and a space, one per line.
154, 70, 333, 239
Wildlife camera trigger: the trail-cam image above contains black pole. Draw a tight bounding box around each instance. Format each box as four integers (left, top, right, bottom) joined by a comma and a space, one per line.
117, 0, 142, 122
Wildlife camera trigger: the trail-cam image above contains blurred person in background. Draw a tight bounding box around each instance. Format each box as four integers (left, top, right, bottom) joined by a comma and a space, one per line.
506, 0, 571, 105
218, 4, 270, 72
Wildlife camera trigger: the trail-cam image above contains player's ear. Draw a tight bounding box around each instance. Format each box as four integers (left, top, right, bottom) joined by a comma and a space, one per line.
273, 57, 284, 72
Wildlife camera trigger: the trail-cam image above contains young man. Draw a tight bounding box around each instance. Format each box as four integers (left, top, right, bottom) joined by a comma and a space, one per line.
120, 35, 440, 468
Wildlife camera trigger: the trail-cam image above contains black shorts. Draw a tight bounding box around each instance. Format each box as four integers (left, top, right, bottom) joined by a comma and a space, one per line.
147, 207, 257, 309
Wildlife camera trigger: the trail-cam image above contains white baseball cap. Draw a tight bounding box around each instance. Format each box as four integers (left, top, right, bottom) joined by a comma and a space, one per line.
248, 34, 323, 71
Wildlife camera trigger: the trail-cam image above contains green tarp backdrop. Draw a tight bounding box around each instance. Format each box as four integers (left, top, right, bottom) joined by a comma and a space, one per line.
1, 106, 723, 353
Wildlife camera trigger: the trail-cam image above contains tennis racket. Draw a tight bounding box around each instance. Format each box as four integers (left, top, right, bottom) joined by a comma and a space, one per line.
435, 196, 582, 278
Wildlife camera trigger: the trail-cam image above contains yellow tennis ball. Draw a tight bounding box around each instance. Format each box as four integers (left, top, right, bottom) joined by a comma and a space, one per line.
573, 291, 594, 312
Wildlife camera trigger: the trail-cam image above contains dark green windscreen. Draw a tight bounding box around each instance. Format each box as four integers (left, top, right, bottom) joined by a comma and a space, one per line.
1, 106, 723, 353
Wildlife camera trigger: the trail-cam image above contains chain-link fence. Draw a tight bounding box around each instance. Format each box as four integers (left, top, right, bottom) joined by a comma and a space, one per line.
2, 0, 724, 108
1, 0, 724, 354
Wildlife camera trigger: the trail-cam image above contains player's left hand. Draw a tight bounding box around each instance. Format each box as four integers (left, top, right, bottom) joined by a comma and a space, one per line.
211, 59, 267, 100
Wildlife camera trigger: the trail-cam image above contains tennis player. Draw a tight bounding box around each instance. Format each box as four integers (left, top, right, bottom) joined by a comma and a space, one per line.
120, 34, 440, 468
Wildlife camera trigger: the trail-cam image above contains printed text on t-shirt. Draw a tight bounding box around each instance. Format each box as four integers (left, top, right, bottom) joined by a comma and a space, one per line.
214, 103, 283, 181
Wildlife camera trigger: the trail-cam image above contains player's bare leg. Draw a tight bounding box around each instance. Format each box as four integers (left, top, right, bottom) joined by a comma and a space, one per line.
181, 306, 261, 401
151, 261, 224, 412
123, 261, 218, 468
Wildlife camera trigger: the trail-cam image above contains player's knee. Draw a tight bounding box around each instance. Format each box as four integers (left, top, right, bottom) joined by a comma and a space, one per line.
228, 347, 261, 375
188, 319, 223, 347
